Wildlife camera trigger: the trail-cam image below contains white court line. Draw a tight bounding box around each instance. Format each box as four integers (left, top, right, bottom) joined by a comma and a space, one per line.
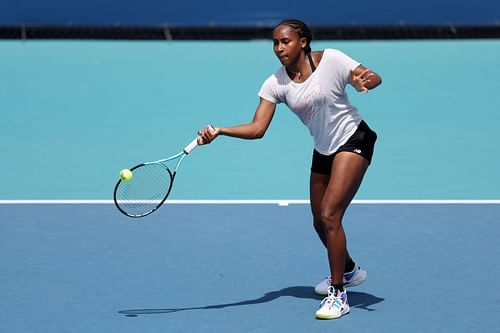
0, 200, 499, 205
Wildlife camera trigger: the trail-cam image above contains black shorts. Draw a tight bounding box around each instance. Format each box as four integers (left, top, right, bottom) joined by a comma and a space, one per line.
311, 120, 377, 175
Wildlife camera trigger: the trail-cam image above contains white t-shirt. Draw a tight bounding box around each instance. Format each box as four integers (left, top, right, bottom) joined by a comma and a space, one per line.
258, 48, 362, 155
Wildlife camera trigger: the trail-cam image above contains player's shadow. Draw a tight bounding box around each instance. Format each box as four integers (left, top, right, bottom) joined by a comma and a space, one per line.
118, 286, 384, 317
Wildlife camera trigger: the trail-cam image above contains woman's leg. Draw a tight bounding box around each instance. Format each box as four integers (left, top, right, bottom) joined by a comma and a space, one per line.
320, 152, 369, 287
310, 171, 329, 247
310, 169, 354, 269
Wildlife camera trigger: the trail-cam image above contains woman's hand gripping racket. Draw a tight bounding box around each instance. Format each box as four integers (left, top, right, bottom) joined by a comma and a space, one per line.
113, 126, 214, 218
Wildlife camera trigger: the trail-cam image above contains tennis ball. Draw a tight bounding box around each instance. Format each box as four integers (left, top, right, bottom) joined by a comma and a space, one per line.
120, 169, 133, 181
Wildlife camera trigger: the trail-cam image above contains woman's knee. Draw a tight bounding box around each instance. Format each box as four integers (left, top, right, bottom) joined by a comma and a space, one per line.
320, 206, 344, 231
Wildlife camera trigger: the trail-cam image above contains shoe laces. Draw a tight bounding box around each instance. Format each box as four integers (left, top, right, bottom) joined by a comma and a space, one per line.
319, 286, 335, 306
320, 286, 345, 309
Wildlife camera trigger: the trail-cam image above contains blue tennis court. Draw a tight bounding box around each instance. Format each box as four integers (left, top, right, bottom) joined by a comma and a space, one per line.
1, 39, 500, 332
1, 203, 500, 332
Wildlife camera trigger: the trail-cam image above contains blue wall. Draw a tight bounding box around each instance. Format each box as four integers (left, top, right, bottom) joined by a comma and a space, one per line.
1, 0, 499, 27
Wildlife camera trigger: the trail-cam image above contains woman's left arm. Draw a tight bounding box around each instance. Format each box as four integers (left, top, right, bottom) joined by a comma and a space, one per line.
350, 64, 382, 93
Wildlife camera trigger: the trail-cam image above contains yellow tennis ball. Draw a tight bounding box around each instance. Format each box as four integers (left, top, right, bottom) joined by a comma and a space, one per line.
120, 169, 133, 181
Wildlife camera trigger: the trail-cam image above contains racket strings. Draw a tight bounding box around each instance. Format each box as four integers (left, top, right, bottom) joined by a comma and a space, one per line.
115, 163, 173, 216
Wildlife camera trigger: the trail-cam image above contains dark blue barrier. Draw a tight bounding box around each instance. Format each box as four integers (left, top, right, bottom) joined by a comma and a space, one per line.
1, 0, 499, 27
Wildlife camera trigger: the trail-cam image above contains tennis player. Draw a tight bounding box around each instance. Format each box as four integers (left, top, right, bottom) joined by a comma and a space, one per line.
198, 19, 382, 320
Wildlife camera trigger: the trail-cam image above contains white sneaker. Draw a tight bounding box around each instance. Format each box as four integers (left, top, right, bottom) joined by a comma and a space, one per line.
315, 286, 350, 320
314, 264, 367, 295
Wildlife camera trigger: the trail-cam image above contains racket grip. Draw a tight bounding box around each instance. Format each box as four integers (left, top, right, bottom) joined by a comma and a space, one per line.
183, 137, 199, 154
183, 125, 215, 154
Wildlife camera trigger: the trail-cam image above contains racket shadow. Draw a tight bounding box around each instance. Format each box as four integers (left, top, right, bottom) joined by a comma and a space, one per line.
118, 286, 384, 316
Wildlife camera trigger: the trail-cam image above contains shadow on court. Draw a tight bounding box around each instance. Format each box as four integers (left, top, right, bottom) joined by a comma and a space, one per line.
118, 286, 384, 316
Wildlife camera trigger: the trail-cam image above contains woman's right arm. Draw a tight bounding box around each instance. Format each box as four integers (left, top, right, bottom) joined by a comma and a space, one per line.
198, 98, 277, 144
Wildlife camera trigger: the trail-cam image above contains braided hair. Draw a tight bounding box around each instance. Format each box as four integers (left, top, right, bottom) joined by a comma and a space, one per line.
275, 19, 313, 54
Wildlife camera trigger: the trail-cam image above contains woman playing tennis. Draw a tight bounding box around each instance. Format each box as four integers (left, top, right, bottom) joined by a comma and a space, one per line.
198, 18, 382, 320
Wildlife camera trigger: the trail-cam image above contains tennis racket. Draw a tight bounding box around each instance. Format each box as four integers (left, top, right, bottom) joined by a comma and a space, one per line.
113, 129, 210, 218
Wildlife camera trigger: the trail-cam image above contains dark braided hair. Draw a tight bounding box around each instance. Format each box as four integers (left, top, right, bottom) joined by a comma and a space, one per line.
275, 19, 313, 53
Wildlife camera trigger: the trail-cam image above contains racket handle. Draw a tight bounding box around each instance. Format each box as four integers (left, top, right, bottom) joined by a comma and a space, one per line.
183, 137, 199, 154
183, 125, 215, 154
